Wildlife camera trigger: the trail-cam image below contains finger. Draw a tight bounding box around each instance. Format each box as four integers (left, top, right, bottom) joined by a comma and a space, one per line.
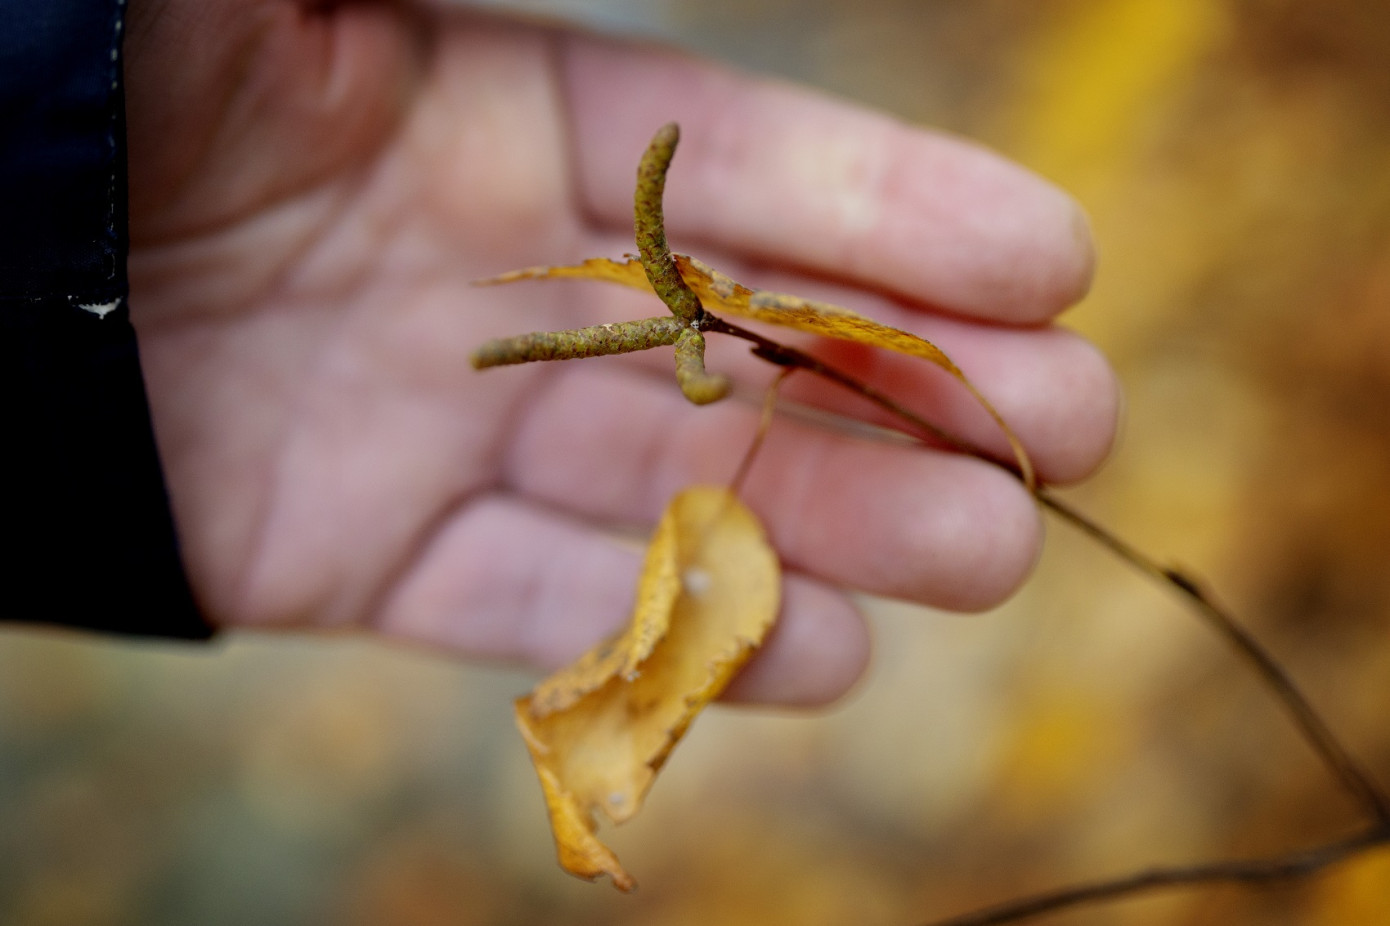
559, 34, 1094, 325
373, 493, 868, 707
702, 260, 1121, 485
501, 364, 1043, 612
796, 322, 1121, 486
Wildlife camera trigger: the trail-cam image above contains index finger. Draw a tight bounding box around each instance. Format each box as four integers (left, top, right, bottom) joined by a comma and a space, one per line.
559, 34, 1094, 325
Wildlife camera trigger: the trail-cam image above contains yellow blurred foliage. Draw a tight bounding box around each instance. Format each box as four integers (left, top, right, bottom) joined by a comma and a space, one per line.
989, 685, 1134, 824
1309, 846, 1390, 925
1010, 0, 1230, 177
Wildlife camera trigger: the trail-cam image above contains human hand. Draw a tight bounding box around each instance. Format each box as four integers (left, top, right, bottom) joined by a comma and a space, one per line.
124, 1, 1117, 705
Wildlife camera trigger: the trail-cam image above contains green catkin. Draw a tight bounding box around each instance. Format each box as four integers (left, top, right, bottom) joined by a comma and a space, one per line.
635, 123, 704, 323
674, 327, 731, 405
471, 316, 687, 368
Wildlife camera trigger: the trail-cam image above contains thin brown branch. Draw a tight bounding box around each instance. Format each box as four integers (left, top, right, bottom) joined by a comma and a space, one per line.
707, 309, 1390, 923
710, 312, 1389, 826
921, 825, 1390, 926
1038, 491, 1390, 826
701, 315, 1018, 472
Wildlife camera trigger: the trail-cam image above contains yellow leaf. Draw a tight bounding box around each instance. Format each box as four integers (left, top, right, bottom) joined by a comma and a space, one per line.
514, 486, 781, 891
478, 256, 1034, 486
474, 256, 651, 291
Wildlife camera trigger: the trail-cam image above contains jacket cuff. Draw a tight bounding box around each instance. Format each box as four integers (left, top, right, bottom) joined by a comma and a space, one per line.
1, 297, 212, 638
0, 0, 212, 638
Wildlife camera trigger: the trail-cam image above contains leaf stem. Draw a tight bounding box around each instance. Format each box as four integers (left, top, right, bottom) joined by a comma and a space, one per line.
728, 368, 795, 497
701, 316, 1015, 470
1037, 490, 1390, 826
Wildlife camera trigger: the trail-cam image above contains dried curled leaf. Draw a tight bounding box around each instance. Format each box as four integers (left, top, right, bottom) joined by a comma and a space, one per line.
515, 486, 780, 891
474, 256, 649, 291
478, 255, 1035, 487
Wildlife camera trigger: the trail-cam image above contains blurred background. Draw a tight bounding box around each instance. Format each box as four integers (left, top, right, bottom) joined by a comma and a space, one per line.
4, 1, 1390, 923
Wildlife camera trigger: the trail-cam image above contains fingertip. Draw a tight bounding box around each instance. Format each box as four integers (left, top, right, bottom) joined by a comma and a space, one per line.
1068, 200, 1099, 305
1014, 193, 1096, 321
744, 430, 1044, 614
722, 578, 870, 708
957, 322, 1121, 485
1044, 332, 1123, 484
911, 148, 1097, 323
894, 462, 1043, 613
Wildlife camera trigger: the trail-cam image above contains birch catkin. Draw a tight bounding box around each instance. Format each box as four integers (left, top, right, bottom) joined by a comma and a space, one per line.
674, 327, 730, 405
636, 123, 703, 323
471, 123, 732, 408
471, 316, 687, 368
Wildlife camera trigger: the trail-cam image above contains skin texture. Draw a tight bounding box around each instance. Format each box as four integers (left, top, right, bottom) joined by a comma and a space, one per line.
124, 0, 1119, 707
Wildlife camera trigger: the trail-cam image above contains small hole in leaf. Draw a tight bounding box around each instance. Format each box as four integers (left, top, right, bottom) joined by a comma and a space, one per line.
682, 567, 712, 597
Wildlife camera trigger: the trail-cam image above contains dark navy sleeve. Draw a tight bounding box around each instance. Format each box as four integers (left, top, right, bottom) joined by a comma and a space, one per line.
0, 0, 213, 637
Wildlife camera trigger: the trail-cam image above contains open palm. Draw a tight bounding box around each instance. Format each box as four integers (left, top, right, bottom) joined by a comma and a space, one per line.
124, 1, 1117, 705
